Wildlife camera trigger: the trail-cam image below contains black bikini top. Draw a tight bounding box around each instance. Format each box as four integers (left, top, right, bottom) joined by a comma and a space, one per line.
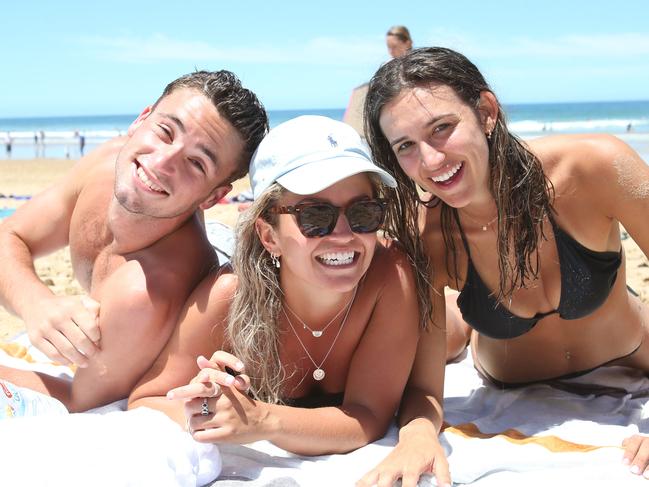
456, 212, 622, 339
285, 391, 344, 409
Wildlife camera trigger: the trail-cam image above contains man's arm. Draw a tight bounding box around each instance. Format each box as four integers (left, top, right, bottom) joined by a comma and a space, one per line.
128, 268, 233, 422
0, 261, 186, 411
0, 141, 120, 365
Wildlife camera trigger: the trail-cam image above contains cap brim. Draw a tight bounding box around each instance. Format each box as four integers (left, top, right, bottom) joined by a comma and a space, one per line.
275, 154, 397, 195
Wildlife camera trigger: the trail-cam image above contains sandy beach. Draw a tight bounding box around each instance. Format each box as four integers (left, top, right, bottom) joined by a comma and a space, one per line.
1, 148, 649, 341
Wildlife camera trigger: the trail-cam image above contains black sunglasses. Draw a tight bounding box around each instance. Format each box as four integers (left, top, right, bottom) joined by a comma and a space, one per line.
270, 199, 387, 238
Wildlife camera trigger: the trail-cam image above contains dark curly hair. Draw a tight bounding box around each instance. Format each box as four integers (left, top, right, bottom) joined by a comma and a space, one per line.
364, 47, 554, 328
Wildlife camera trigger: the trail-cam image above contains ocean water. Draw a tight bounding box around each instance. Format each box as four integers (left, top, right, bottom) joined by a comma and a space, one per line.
505, 100, 649, 136
0, 101, 648, 160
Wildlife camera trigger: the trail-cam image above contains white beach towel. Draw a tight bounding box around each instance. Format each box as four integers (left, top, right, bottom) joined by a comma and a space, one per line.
2, 336, 648, 486
207, 349, 649, 486
0, 337, 222, 487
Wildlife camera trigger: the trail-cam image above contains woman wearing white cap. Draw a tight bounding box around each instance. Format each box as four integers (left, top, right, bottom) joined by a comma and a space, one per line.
128, 116, 425, 455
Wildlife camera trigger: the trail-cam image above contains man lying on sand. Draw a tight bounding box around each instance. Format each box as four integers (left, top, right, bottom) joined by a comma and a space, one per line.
0, 70, 268, 412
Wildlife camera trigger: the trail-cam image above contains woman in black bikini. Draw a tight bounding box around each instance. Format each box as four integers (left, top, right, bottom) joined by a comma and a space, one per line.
358, 47, 649, 486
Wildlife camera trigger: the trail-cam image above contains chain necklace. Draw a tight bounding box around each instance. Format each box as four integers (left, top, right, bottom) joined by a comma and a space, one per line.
283, 288, 356, 338
282, 286, 357, 381
459, 210, 498, 231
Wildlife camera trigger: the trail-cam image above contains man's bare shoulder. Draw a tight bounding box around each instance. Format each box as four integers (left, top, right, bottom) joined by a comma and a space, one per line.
142, 214, 218, 271
72, 136, 126, 181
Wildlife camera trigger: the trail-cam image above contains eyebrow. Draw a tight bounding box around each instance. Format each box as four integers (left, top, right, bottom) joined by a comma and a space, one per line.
160, 112, 219, 169
388, 113, 452, 147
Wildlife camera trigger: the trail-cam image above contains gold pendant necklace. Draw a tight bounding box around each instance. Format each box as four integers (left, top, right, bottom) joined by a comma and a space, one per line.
460, 211, 498, 231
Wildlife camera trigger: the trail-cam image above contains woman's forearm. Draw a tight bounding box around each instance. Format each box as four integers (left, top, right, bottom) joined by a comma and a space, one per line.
263, 402, 389, 455
398, 384, 444, 432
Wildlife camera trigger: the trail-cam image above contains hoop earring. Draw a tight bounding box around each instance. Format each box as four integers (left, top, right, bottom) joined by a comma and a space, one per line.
486, 130, 493, 141
270, 253, 281, 269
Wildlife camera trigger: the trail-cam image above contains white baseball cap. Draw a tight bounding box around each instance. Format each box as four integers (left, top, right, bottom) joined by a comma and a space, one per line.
249, 115, 397, 199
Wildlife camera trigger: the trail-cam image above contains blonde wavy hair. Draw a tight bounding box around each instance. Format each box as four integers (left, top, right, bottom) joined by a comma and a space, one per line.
227, 183, 287, 404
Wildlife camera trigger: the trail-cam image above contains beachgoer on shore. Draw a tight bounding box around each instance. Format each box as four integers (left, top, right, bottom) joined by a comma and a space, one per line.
4, 132, 12, 157
0, 70, 268, 413
358, 46, 649, 485
128, 116, 426, 457
385, 25, 412, 59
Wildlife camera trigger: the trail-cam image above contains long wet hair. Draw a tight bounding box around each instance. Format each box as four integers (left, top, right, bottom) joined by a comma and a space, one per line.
364, 47, 554, 313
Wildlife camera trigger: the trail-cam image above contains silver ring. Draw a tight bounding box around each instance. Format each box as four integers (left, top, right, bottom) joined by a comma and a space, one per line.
201, 397, 210, 416
211, 382, 221, 397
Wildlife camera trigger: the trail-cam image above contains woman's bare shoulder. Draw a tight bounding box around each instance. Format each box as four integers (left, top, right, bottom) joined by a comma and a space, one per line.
530, 133, 633, 177
370, 239, 413, 273
183, 266, 238, 318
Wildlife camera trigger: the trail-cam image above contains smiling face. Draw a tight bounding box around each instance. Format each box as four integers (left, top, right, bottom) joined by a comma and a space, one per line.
379, 84, 497, 209
257, 174, 378, 294
113, 88, 244, 219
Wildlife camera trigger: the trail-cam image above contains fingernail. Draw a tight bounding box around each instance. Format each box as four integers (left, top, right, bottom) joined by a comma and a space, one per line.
644, 470, 649, 479
622, 457, 630, 465
166, 391, 175, 399
225, 375, 235, 386
235, 361, 244, 371
631, 465, 641, 474
235, 376, 246, 388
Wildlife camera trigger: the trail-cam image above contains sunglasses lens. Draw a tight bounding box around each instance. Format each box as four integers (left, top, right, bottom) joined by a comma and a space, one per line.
347, 201, 385, 233
297, 204, 337, 237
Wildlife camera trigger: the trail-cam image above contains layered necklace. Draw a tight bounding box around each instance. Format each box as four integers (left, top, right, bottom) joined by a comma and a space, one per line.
282, 286, 358, 381
283, 289, 357, 338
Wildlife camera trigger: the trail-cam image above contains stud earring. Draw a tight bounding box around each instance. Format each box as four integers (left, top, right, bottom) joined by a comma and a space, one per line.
270, 253, 281, 269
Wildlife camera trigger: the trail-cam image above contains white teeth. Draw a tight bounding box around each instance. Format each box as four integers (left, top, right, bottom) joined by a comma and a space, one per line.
136, 166, 166, 193
431, 162, 463, 183
317, 251, 355, 266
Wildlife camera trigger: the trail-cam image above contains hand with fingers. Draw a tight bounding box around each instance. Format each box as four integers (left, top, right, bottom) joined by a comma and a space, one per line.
357, 426, 451, 487
622, 434, 649, 478
167, 351, 274, 443
23, 294, 101, 367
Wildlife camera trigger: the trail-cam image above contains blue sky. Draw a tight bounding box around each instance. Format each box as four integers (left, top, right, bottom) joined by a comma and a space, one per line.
2, 0, 648, 117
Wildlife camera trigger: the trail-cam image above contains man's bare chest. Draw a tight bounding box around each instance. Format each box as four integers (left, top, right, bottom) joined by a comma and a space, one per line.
68, 186, 119, 291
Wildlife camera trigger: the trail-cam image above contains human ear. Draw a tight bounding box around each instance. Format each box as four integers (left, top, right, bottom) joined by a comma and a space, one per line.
478, 91, 499, 133
199, 184, 232, 210
255, 217, 281, 256
127, 105, 153, 136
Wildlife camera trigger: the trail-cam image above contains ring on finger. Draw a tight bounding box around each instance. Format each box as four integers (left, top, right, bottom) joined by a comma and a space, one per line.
210, 381, 221, 398
201, 397, 210, 416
